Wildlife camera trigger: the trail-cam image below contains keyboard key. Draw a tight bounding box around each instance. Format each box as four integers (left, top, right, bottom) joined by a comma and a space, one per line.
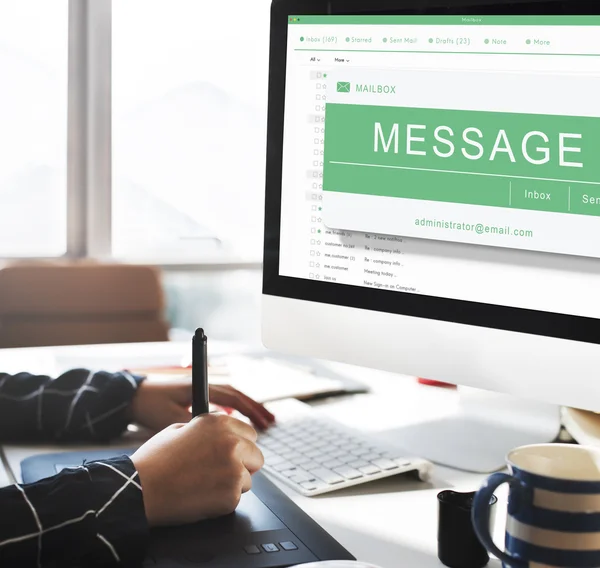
290, 455, 312, 466
333, 466, 363, 480
274, 462, 295, 472
322, 433, 338, 441
289, 439, 311, 449
338, 455, 357, 464
309, 468, 345, 485
371, 458, 400, 471
262, 544, 279, 553
302, 461, 320, 471
313, 455, 331, 464
359, 465, 381, 476
362, 453, 382, 462
244, 545, 261, 555
349, 459, 369, 469
329, 448, 348, 459
280, 450, 297, 460
306, 449, 322, 459
289, 472, 316, 484
381, 453, 412, 467
322, 459, 344, 469
266, 455, 286, 466
280, 541, 299, 551
300, 481, 319, 491
350, 447, 369, 457
280, 468, 299, 477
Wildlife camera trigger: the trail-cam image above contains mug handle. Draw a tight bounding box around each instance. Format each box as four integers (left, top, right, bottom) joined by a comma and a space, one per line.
472, 472, 527, 568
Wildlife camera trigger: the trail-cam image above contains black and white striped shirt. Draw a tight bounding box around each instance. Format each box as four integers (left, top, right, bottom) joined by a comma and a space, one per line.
0, 370, 149, 567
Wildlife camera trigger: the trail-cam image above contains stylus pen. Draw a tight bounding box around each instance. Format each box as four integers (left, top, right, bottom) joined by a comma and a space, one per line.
192, 328, 210, 417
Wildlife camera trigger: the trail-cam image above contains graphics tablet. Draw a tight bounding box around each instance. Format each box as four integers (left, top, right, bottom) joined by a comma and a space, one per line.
21, 449, 354, 568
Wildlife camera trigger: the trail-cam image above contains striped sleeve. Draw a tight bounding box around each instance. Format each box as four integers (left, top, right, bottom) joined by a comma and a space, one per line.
0, 456, 148, 567
0, 369, 145, 443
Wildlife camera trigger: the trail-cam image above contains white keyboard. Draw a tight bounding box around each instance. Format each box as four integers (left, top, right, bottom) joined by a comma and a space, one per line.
258, 401, 432, 496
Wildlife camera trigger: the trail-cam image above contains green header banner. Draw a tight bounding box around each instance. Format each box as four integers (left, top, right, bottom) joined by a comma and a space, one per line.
323, 103, 600, 216
288, 15, 600, 26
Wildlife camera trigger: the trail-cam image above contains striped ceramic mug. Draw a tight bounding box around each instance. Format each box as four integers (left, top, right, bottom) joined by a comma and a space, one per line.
472, 444, 600, 568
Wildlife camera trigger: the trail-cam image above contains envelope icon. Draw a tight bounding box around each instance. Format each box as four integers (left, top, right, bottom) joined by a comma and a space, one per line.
337, 81, 351, 93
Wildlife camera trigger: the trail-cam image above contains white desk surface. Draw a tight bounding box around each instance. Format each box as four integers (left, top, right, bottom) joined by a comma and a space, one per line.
0, 341, 506, 568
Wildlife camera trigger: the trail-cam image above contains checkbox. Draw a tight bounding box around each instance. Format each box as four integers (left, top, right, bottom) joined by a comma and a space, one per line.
312, 193, 317, 198
310, 251, 315, 256
314, 127, 320, 133
311, 240, 316, 245
312, 205, 317, 210
316, 94, 322, 100
309, 273, 315, 278
315, 106, 320, 111
313, 172, 318, 178
311, 228, 316, 233
311, 216, 316, 222
317, 84, 322, 89
314, 138, 319, 144
312, 184, 318, 190
313, 161, 319, 166
310, 262, 315, 267
317, 72, 322, 78
314, 150, 319, 155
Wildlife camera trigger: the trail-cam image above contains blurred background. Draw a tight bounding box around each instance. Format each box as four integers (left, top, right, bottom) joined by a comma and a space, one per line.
0, 0, 271, 347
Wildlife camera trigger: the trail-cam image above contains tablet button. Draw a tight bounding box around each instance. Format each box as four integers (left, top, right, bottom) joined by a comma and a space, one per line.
262, 543, 280, 553
280, 541, 298, 551
244, 545, 261, 555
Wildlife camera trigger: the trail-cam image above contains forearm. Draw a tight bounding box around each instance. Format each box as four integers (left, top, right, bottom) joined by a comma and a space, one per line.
0, 370, 144, 443
0, 456, 148, 567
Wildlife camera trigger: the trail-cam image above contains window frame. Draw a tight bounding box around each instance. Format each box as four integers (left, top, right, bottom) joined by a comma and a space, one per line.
1, 0, 262, 270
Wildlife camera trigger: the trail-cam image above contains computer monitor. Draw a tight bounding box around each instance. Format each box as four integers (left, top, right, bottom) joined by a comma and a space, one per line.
262, 0, 600, 472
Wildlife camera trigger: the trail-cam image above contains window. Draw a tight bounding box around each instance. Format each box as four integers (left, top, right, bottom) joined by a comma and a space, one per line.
112, 0, 271, 262
0, 1, 68, 257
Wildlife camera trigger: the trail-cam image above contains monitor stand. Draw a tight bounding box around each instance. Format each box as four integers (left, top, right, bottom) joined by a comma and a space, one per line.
382, 387, 562, 473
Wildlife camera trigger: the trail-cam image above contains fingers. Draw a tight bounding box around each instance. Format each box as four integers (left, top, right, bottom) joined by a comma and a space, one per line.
237, 391, 275, 428
238, 438, 265, 475
232, 395, 270, 430
188, 412, 258, 443
210, 385, 276, 430
226, 416, 258, 442
241, 468, 253, 494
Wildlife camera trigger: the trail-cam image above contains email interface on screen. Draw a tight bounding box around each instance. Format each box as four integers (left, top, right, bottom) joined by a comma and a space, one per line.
279, 16, 600, 318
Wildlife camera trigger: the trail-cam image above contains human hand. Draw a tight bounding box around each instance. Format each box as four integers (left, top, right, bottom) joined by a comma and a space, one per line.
130, 377, 275, 432
131, 414, 264, 526
209, 384, 275, 429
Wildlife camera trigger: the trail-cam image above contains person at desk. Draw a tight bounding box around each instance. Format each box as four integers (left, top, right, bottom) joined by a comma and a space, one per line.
0, 369, 275, 567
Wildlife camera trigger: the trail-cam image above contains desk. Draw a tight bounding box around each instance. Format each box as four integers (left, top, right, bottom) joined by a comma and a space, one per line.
0, 342, 506, 568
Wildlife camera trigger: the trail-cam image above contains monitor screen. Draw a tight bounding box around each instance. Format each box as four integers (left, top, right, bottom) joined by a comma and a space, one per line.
275, 15, 600, 331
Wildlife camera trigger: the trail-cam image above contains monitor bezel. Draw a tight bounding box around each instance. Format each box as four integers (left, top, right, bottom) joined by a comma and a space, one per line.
263, 0, 600, 346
